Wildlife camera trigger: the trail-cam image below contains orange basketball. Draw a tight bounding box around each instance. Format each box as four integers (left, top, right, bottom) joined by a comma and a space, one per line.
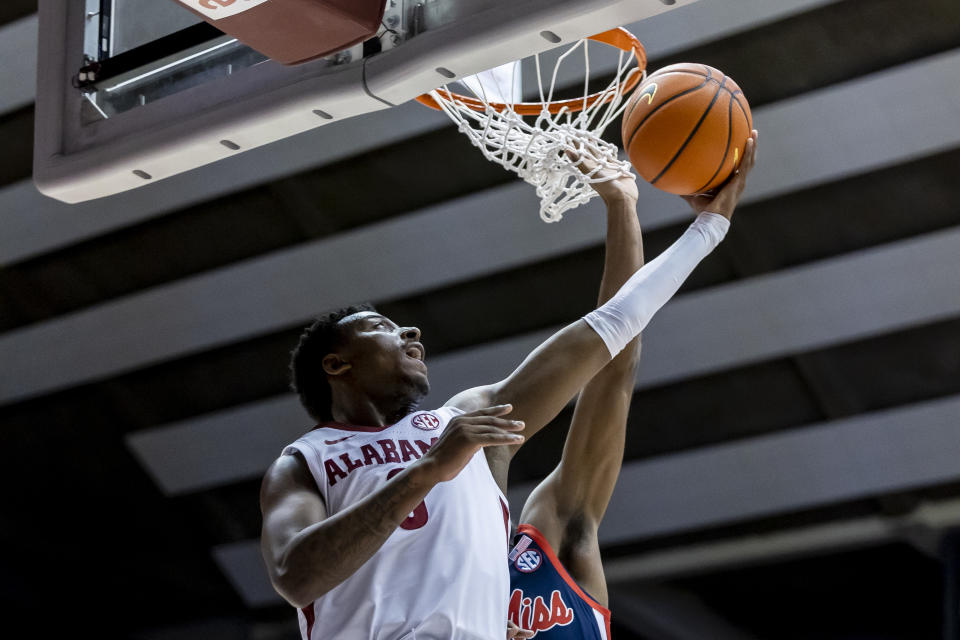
622, 63, 752, 195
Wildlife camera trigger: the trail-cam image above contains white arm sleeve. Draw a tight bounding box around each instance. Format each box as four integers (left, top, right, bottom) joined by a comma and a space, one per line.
584, 212, 730, 357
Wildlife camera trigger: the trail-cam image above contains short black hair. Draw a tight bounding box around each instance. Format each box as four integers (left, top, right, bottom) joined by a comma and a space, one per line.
290, 304, 376, 422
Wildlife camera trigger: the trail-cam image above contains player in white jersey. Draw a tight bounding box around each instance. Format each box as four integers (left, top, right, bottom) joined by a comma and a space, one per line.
282, 406, 511, 638
259, 133, 758, 639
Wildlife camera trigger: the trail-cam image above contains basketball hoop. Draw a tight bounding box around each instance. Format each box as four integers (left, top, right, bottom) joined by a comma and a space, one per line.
417, 28, 647, 222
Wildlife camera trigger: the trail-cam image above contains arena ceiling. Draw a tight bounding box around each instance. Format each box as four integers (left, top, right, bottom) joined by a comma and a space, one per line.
2, 0, 960, 638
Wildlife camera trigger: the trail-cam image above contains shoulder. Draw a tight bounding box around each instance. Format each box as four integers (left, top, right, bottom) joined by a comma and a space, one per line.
261, 451, 316, 504
430, 405, 464, 420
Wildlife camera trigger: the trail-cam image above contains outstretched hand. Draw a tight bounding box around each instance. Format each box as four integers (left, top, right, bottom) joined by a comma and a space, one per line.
567, 146, 639, 205
682, 129, 758, 220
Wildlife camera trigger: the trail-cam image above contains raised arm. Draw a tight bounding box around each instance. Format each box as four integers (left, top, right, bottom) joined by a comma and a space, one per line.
447, 131, 758, 484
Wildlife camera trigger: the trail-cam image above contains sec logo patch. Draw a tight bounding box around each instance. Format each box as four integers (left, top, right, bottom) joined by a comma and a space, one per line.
411, 413, 441, 431
515, 549, 542, 573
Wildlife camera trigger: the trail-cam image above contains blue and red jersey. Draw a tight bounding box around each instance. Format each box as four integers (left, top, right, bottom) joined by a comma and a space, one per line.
508, 524, 611, 639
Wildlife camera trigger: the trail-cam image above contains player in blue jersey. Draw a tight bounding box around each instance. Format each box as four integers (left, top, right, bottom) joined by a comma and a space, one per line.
506, 141, 758, 638
505, 158, 642, 639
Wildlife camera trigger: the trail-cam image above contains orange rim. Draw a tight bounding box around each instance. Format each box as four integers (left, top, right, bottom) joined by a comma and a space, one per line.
415, 27, 646, 115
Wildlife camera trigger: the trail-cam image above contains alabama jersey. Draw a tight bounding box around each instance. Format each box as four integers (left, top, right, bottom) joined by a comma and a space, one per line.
282, 406, 511, 640
508, 524, 611, 639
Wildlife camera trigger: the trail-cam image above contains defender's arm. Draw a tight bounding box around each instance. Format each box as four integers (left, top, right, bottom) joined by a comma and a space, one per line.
519, 186, 643, 536
516, 191, 643, 606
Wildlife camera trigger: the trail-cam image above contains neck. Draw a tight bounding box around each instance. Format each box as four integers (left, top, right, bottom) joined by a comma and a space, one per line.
329, 391, 417, 427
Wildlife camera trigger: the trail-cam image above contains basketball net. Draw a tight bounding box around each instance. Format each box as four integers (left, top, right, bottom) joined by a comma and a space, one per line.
420, 32, 646, 222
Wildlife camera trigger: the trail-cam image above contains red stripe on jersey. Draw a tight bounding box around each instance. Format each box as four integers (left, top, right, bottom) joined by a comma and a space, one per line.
517, 523, 612, 619
499, 497, 511, 543
301, 603, 316, 639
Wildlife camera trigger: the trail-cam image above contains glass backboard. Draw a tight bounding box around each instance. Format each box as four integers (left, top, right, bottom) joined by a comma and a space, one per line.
34, 0, 697, 203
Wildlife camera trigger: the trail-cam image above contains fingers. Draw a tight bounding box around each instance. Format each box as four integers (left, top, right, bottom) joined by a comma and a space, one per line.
460, 405, 524, 427
469, 416, 524, 430
464, 404, 514, 418
565, 146, 600, 177
721, 130, 759, 190
463, 417, 525, 445
507, 626, 535, 639
450, 405, 526, 446
732, 129, 758, 180
464, 419, 525, 446
740, 129, 758, 175
469, 429, 525, 447
679, 129, 756, 217
729, 129, 758, 176
728, 130, 758, 192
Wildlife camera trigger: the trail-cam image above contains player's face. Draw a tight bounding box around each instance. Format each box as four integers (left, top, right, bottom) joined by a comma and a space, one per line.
334, 311, 429, 401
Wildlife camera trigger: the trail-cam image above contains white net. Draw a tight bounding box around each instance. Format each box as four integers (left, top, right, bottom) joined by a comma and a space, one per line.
425, 35, 645, 222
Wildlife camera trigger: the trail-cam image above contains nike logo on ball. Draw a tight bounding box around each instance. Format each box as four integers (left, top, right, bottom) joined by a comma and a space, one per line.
324, 435, 357, 445
637, 82, 657, 105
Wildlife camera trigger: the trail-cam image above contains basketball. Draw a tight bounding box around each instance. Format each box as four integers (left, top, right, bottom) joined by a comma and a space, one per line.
622, 63, 752, 195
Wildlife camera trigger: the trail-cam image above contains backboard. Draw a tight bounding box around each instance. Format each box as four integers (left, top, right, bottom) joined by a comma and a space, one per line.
34, 0, 698, 203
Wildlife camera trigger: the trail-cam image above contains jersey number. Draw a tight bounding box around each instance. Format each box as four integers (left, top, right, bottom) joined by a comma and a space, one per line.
387, 467, 429, 530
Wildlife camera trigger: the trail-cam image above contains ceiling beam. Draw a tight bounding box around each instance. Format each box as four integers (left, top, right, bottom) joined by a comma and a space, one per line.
128, 225, 960, 495
212, 393, 960, 608
608, 585, 759, 640
5, 49, 960, 402
517, 393, 960, 544
603, 497, 960, 583
3, 0, 843, 264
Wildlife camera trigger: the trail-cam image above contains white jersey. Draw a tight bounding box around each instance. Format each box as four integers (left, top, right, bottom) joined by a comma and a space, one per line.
283, 406, 511, 640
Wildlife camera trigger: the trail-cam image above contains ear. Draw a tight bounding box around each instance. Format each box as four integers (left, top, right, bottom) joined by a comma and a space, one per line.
322, 353, 352, 377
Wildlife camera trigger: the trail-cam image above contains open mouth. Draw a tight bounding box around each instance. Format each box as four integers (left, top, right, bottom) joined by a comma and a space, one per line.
404, 343, 425, 361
